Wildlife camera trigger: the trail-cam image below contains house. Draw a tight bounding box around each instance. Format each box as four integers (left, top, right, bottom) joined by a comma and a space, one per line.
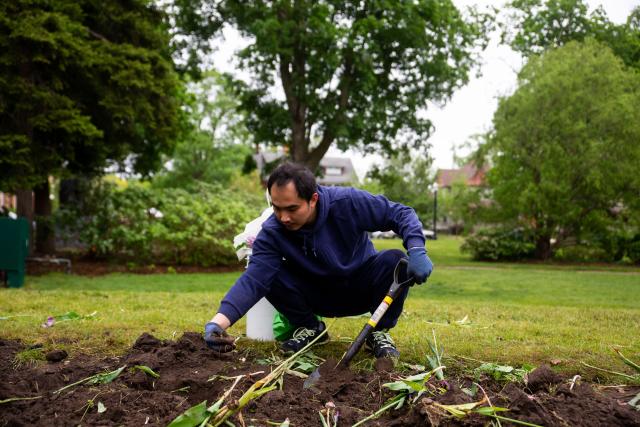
254, 151, 357, 186
0, 192, 16, 212
434, 163, 488, 234
436, 162, 487, 189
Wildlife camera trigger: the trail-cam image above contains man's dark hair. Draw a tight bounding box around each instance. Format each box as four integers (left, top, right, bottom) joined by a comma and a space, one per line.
267, 162, 317, 201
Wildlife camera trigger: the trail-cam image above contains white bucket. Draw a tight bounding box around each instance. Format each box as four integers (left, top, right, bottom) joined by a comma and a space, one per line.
246, 297, 276, 340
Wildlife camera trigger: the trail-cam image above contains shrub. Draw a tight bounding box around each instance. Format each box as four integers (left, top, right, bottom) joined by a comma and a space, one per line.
553, 233, 640, 264
57, 181, 263, 266
592, 231, 640, 264
461, 227, 535, 261
552, 245, 611, 263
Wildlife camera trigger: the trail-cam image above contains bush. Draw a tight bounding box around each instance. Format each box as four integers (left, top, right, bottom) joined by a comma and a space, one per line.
461, 227, 535, 261
592, 231, 640, 264
552, 245, 612, 263
57, 181, 263, 266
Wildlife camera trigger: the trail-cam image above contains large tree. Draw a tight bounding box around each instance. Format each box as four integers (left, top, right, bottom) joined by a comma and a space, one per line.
170, 0, 492, 169
0, 0, 181, 253
502, 0, 640, 69
484, 39, 640, 259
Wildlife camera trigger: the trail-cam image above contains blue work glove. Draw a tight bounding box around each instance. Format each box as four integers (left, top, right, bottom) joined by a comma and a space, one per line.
407, 247, 433, 284
204, 322, 236, 353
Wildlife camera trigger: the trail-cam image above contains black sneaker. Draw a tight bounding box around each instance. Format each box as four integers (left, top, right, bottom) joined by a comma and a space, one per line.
366, 330, 400, 358
280, 322, 329, 354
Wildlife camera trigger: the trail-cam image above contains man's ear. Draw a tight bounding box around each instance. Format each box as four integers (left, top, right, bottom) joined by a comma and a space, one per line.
310, 192, 319, 207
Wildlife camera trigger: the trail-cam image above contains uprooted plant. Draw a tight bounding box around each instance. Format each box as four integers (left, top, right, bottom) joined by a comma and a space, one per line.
318, 401, 339, 427
474, 362, 534, 383
426, 329, 445, 380
354, 333, 544, 427
257, 350, 324, 376
168, 328, 329, 427
53, 366, 126, 394
352, 366, 446, 427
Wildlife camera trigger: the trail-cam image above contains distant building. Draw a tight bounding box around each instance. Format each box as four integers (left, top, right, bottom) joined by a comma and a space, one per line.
434, 163, 489, 234
0, 192, 16, 211
436, 163, 487, 189
254, 151, 357, 186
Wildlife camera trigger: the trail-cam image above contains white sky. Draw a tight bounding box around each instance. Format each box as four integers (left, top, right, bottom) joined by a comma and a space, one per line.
211, 1, 638, 180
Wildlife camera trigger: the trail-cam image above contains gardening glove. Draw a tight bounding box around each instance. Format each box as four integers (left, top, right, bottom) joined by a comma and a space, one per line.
204, 322, 236, 353
407, 247, 433, 284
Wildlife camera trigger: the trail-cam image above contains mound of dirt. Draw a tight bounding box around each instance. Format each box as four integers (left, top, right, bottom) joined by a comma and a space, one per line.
1, 335, 638, 426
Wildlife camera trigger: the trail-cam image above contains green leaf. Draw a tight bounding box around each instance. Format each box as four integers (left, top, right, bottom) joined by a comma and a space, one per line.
86, 366, 126, 385
168, 401, 209, 427
55, 311, 82, 321
401, 379, 426, 393
133, 365, 160, 378
474, 406, 509, 415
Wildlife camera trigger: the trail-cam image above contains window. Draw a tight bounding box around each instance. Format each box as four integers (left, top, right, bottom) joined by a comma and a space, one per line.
325, 166, 343, 176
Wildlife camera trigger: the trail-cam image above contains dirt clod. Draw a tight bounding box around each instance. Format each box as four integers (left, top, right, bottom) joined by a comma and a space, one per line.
374, 356, 394, 372
526, 364, 562, 392
45, 349, 67, 362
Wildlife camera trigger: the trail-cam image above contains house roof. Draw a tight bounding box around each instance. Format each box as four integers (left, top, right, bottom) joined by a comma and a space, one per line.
318, 157, 356, 185
436, 163, 487, 188
253, 152, 356, 185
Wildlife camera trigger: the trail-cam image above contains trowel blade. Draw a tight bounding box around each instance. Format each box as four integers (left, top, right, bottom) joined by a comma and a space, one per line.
303, 367, 321, 389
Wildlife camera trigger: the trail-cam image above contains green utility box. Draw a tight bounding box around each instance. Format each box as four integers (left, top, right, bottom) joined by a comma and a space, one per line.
0, 217, 30, 288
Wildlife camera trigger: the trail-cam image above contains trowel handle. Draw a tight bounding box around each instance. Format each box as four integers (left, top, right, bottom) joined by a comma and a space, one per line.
338, 259, 414, 367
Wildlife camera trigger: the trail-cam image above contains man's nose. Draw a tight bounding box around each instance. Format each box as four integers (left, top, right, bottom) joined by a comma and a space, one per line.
280, 213, 290, 223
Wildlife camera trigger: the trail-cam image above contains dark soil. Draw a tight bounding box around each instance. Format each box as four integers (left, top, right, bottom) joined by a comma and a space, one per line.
1, 334, 639, 426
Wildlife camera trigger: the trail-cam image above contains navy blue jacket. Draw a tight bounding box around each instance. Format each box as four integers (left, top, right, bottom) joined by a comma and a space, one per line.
218, 185, 425, 325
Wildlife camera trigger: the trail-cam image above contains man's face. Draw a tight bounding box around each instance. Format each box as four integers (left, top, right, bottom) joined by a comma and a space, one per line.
270, 181, 318, 231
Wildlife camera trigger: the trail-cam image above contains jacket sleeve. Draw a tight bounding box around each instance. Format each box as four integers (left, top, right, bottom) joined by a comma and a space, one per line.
349, 187, 426, 250
217, 230, 283, 325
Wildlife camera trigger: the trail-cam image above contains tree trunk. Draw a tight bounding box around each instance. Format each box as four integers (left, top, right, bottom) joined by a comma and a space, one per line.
535, 234, 552, 260
34, 181, 55, 255
59, 178, 80, 206
16, 189, 35, 256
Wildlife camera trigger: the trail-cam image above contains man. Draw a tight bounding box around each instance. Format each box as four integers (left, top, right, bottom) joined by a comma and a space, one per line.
204, 162, 433, 358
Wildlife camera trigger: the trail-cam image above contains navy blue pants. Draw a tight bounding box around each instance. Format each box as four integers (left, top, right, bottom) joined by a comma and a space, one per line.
265, 249, 410, 330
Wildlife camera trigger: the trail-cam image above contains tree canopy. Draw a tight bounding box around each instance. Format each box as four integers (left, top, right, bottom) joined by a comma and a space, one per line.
170, 0, 493, 169
502, 0, 640, 69
0, 0, 182, 191
484, 39, 640, 259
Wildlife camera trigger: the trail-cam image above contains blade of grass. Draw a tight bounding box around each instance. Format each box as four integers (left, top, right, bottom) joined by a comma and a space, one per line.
0, 396, 43, 404
612, 347, 640, 374
581, 362, 639, 382
427, 329, 445, 380
352, 395, 406, 427
487, 414, 544, 427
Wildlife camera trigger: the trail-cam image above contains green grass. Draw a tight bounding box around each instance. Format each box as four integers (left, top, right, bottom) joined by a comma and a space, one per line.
1, 236, 639, 382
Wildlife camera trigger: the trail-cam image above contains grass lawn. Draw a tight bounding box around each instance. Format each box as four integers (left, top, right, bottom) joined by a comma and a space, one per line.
1, 236, 639, 382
